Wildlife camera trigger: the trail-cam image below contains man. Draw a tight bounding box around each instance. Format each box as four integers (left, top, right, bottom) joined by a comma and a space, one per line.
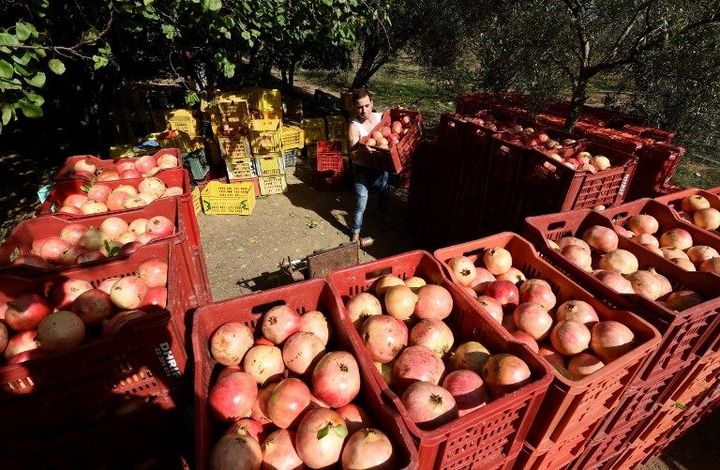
347, 88, 391, 243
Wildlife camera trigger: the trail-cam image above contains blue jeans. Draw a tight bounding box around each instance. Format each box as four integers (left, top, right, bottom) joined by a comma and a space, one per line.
351, 165, 389, 234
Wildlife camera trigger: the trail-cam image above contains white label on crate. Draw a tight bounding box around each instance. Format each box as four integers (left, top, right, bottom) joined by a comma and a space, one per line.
155, 341, 182, 379
618, 174, 630, 195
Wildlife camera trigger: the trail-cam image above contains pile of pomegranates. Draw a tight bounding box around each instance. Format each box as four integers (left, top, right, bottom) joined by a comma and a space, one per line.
447, 249, 635, 380
10, 215, 175, 269
0, 257, 168, 364
548, 224, 707, 311
673, 194, 720, 232
54, 177, 184, 216
206, 307, 396, 470
66, 153, 179, 180
343, 274, 533, 429
612, 212, 720, 276
358, 115, 414, 150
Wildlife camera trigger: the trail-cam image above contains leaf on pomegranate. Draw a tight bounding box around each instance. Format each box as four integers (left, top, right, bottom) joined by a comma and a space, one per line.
333, 425, 348, 438
81, 184, 90, 192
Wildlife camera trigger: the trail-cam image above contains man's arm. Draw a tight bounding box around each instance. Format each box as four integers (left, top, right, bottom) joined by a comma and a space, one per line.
348, 122, 360, 148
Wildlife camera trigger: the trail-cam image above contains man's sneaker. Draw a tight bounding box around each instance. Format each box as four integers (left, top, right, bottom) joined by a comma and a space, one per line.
350, 232, 360, 243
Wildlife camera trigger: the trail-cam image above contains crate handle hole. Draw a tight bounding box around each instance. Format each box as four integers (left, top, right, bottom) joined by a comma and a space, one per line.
548, 220, 567, 231
365, 267, 392, 281
250, 299, 286, 314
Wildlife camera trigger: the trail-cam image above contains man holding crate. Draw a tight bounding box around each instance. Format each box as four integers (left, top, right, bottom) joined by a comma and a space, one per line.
348, 88, 391, 243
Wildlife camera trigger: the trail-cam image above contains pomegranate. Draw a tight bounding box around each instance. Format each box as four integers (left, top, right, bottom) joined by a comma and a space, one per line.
568, 352, 605, 379
210, 322, 254, 366
57, 245, 91, 265
402, 381, 458, 428
135, 155, 158, 174
129, 218, 149, 235
267, 378, 313, 429
54, 279, 93, 309
97, 170, 120, 182
110, 276, 149, 310
99, 217, 128, 240
115, 231, 138, 245
590, 155, 610, 171
4, 330, 39, 360
137, 192, 156, 204
513, 303, 553, 340
58, 205, 82, 215
659, 229, 693, 251
360, 315, 408, 363
392, 345, 445, 390
672, 257, 697, 271
558, 237, 591, 254
503, 313, 517, 332
251, 383, 276, 425
345, 292, 382, 328
138, 258, 168, 288
627, 270, 665, 300
34, 236, 70, 261
547, 239, 561, 251
0, 322, 8, 355
210, 434, 262, 470
87, 184, 112, 203
476, 296, 503, 324
79, 227, 104, 250
384, 285, 418, 321
442, 369, 487, 414
599, 250, 639, 275
511, 330, 539, 352
637, 234, 660, 247
243, 345, 284, 384
217, 365, 243, 382
121, 169, 142, 179
447, 256, 477, 286
74, 158, 97, 174
409, 319, 454, 356
483, 247, 513, 275
470, 267, 496, 293
12, 254, 51, 269
312, 351, 361, 407
519, 279, 556, 310
64, 193, 89, 209
59, 223, 87, 245
140, 286, 167, 309
295, 409, 347, 469
98, 277, 121, 295
583, 225, 619, 253
665, 291, 705, 311
375, 275, 405, 296
687, 246, 720, 265
484, 280, 520, 307
145, 215, 174, 238
538, 347, 567, 375
106, 191, 131, 210
694, 208, 720, 230
157, 153, 179, 168
556, 300, 599, 326
299, 310, 330, 345
450, 341, 490, 374
496, 267, 527, 285
261, 305, 301, 344
661, 247, 690, 260
405, 276, 427, 293
627, 215, 660, 235
593, 270, 634, 294
551, 320, 591, 356
209, 371, 258, 422
414, 284, 453, 320
5, 293, 52, 331
226, 418, 265, 442
71, 289, 113, 326
282, 331, 325, 374
123, 197, 147, 209
682, 195, 710, 213
336, 404, 370, 435
591, 321, 635, 362
700, 258, 720, 275
37, 311, 86, 352
114, 184, 139, 198
341, 428, 395, 470
616, 225, 635, 238
482, 354, 532, 398
561, 245, 592, 271
116, 159, 136, 174
262, 429, 304, 470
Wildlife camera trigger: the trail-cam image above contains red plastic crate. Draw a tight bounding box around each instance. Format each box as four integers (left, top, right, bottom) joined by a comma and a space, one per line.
568, 419, 644, 470
328, 250, 553, 470
623, 124, 676, 143
0, 196, 195, 271
433, 233, 660, 449
525, 209, 720, 380
54, 148, 182, 181
352, 108, 423, 173
516, 424, 597, 470
656, 187, 720, 239
603, 197, 720, 255
0, 391, 193, 468
191, 279, 418, 470
626, 142, 685, 200
315, 140, 345, 173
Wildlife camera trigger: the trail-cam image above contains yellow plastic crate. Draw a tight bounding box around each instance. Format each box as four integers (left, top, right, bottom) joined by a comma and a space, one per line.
281, 124, 305, 151
326, 115, 348, 141
165, 109, 200, 138
192, 186, 201, 215
217, 97, 251, 126
200, 180, 256, 215
218, 136, 252, 160
250, 118, 282, 154
254, 153, 286, 176
244, 87, 282, 119
302, 118, 326, 145
225, 157, 258, 180
259, 175, 288, 195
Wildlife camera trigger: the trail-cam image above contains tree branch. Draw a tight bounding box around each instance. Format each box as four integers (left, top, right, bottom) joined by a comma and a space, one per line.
604, 0, 658, 63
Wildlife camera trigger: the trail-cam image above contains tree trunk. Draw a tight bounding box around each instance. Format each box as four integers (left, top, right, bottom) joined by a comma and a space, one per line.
289, 61, 295, 88
351, 38, 385, 89
564, 79, 589, 132
280, 67, 288, 86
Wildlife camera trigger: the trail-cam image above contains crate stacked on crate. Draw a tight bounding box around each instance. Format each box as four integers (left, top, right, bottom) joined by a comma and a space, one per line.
432, 233, 661, 470
0, 155, 212, 466
301, 117, 327, 159
191, 278, 419, 470
353, 107, 423, 175
326, 114, 349, 152
523, 205, 720, 468
328, 250, 553, 469
250, 117, 286, 195
280, 123, 304, 167
315, 140, 347, 190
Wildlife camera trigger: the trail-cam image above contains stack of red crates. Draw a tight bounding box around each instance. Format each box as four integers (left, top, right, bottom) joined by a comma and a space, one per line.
0, 149, 211, 467
315, 140, 347, 190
